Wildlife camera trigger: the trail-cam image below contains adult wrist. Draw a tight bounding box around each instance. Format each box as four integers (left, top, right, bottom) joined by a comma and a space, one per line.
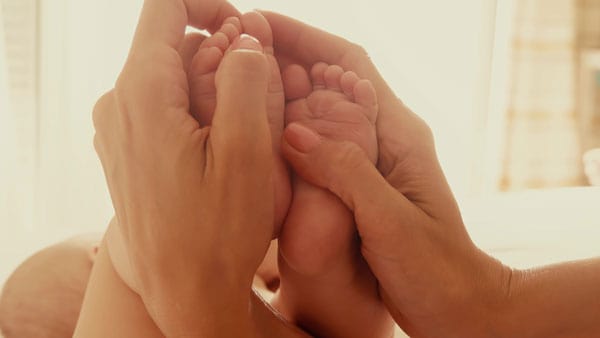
474, 255, 520, 338
150, 289, 256, 338
443, 249, 517, 338
494, 259, 600, 338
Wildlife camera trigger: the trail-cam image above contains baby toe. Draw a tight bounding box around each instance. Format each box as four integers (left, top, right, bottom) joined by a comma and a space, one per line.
341, 71, 360, 98
283, 64, 312, 101
353, 79, 378, 122
324, 65, 344, 91
201, 31, 230, 52
310, 62, 329, 90
241, 12, 274, 52
219, 22, 241, 43
223, 16, 242, 33
191, 46, 223, 76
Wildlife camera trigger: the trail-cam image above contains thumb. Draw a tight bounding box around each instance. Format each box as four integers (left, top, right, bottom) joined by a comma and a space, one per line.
281, 123, 427, 258
207, 36, 275, 262
281, 122, 407, 218
210, 36, 272, 160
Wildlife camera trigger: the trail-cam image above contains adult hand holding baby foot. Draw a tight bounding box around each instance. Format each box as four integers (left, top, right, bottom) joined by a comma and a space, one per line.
90, 1, 283, 336
264, 12, 514, 338
75, 1, 600, 337
87, 2, 506, 337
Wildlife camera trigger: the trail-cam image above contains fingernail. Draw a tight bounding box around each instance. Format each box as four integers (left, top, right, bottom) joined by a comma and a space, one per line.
285, 123, 321, 153
233, 34, 263, 52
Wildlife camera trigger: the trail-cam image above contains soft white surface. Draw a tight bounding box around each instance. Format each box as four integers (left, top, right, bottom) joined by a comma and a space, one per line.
463, 187, 600, 268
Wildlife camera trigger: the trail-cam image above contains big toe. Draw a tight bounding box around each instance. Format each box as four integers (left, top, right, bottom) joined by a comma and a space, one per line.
242, 12, 290, 233
241, 11, 274, 53
283, 64, 312, 101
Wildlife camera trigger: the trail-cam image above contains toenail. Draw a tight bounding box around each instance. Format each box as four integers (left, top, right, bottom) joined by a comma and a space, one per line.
233, 34, 263, 52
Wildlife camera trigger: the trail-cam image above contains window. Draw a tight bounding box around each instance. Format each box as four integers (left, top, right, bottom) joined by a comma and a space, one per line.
493, 0, 600, 191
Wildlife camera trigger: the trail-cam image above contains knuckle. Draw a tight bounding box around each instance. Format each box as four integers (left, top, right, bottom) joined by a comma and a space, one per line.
93, 132, 108, 158
401, 103, 436, 149
417, 116, 434, 140
350, 43, 369, 58
114, 71, 139, 109
93, 134, 101, 154
116, 48, 188, 114
414, 115, 436, 147
347, 43, 371, 63
92, 90, 115, 129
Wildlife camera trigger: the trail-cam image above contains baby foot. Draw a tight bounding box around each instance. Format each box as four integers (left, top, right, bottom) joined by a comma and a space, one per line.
280, 62, 378, 273
274, 63, 393, 338
189, 16, 242, 125
189, 12, 291, 234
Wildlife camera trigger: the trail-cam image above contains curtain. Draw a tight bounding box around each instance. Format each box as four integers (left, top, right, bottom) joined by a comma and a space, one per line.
0, 0, 38, 230
0, 1, 17, 220
501, 0, 586, 190
578, 0, 600, 158
0, 3, 8, 111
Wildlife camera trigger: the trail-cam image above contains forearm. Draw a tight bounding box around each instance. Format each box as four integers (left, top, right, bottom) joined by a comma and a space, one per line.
496, 258, 600, 337
105, 218, 258, 338
76, 239, 255, 338
148, 280, 257, 338
74, 240, 164, 338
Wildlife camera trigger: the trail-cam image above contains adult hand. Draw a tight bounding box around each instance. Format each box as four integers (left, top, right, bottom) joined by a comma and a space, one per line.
263, 12, 513, 337
93, 1, 276, 336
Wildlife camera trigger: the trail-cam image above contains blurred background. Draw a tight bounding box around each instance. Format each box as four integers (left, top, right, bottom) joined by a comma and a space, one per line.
1, 0, 600, 312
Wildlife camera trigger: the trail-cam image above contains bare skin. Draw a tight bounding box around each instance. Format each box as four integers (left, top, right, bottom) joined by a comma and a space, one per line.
189, 12, 291, 235
81, 0, 600, 335
75, 238, 308, 338
0, 235, 98, 338
273, 62, 394, 338
84, 2, 391, 336
81, 0, 300, 335
265, 11, 600, 338
82, 5, 392, 336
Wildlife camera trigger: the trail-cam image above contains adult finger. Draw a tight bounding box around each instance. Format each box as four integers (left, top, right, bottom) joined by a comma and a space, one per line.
260, 11, 355, 67
263, 11, 452, 211
260, 11, 392, 97
280, 123, 417, 235
283, 121, 511, 338
186, 0, 240, 33
132, 0, 239, 53
261, 12, 411, 163
116, 1, 239, 127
